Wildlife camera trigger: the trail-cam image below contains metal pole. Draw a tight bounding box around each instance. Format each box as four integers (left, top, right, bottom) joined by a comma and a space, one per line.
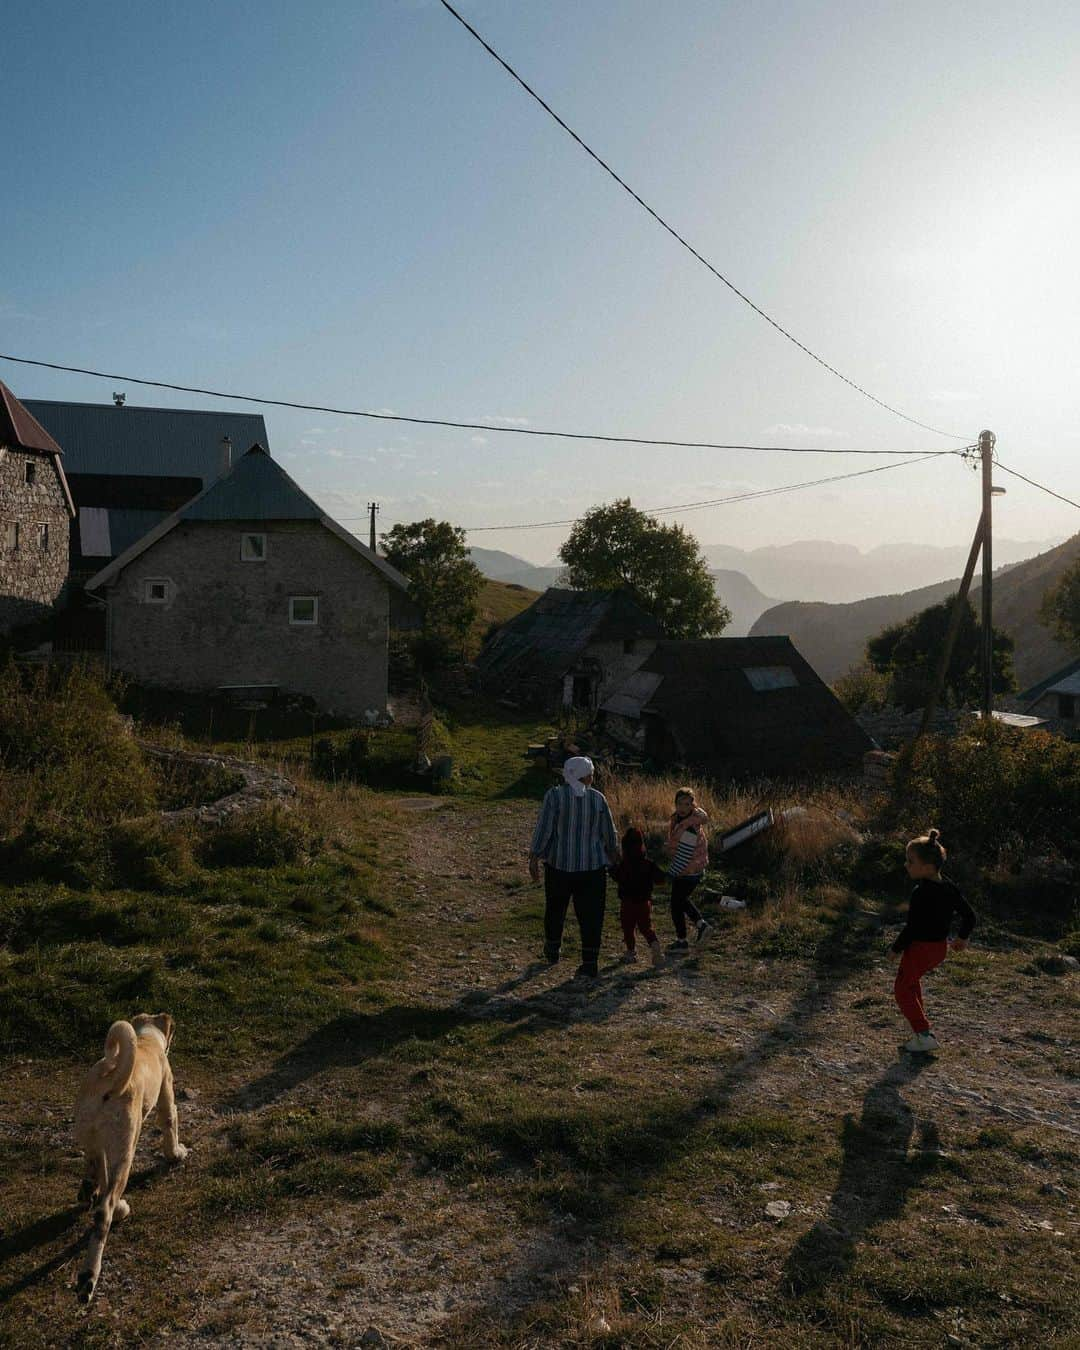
979, 430, 996, 719
916, 512, 985, 738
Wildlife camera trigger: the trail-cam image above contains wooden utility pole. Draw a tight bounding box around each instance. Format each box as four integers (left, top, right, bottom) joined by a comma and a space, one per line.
367, 501, 380, 553
978, 430, 996, 719
917, 512, 986, 737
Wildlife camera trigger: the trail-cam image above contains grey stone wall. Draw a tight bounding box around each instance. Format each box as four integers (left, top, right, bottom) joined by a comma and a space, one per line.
583, 638, 657, 709
0, 447, 71, 634
104, 520, 392, 717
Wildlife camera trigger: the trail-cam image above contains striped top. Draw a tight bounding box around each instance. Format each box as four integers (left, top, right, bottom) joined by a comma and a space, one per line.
530, 784, 618, 873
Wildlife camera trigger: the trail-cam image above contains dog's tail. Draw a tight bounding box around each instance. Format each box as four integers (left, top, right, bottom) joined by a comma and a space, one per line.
102, 1021, 138, 1098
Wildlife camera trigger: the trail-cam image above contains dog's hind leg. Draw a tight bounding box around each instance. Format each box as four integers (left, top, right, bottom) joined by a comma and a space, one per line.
77, 1152, 107, 1208
76, 1147, 132, 1304
156, 1065, 189, 1163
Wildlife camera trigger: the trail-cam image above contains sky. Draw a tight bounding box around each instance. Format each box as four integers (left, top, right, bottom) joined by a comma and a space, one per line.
3, 0, 1078, 563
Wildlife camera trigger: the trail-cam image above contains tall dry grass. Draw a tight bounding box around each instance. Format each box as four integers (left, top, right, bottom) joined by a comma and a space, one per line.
602, 770, 865, 870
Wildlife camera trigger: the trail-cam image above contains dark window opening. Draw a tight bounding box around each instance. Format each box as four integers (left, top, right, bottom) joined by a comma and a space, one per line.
24, 461, 36, 485
572, 675, 593, 709
1060, 693, 1076, 719
623, 638, 636, 654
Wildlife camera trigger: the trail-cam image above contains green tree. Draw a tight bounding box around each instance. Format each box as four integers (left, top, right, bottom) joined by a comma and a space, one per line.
867, 594, 1016, 712
833, 662, 889, 715
1039, 558, 1080, 650
381, 519, 483, 666
558, 499, 730, 639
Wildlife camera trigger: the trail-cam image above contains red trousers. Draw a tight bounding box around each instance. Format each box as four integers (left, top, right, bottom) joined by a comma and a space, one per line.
620, 898, 658, 950
894, 940, 948, 1033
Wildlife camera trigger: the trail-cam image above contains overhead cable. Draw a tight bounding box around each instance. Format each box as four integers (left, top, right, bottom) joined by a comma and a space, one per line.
460, 451, 955, 531
994, 460, 1080, 511
0, 352, 955, 457
437, 0, 968, 442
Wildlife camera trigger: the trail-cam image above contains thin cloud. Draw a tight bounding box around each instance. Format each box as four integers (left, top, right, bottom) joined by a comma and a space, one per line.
763, 423, 844, 437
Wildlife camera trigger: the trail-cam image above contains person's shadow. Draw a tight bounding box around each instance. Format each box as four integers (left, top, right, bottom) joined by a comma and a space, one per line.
783, 1056, 939, 1294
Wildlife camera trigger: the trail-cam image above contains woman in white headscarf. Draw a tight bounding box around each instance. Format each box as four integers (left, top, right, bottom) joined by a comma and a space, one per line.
528, 756, 620, 978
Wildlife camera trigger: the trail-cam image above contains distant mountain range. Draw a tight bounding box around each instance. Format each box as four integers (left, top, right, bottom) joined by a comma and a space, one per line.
701, 537, 1066, 604
750, 533, 1080, 688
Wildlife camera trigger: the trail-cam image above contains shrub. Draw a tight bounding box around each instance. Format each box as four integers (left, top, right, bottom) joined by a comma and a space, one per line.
1, 819, 112, 889
109, 817, 195, 890
902, 722, 1080, 858
0, 661, 156, 835
833, 663, 889, 715
198, 805, 312, 869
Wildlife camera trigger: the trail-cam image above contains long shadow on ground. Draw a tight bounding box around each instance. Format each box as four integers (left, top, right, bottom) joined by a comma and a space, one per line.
223, 968, 643, 1113
782, 1056, 934, 1295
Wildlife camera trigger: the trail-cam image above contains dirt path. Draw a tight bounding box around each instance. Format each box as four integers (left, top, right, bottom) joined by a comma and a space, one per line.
159, 801, 1078, 1346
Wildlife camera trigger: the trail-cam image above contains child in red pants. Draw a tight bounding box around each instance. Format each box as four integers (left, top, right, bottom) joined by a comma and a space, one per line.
891, 828, 975, 1053
609, 827, 667, 969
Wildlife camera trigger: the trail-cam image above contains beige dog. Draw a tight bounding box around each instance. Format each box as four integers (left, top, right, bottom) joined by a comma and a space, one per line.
73, 1013, 188, 1303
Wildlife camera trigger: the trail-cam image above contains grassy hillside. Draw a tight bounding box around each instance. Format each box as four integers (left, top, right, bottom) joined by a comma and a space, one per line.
751, 533, 1080, 687
468, 579, 540, 657
3, 671, 1078, 1346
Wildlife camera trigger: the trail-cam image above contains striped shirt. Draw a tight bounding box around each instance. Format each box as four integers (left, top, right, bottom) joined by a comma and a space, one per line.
530, 784, 618, 873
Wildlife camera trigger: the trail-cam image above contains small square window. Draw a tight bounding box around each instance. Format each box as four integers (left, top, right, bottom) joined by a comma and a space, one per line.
289, 596, 318, 625
39, 523, 49, 550
144, 579, 169, 604
24, 461, 36, 486
4, 521, 19, 551
240, 533, 266, 561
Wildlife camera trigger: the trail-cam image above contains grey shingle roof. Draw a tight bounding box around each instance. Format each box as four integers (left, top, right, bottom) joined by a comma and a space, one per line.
476, 588, 663, 684
85, 445, 410, 597
604, 637, 873, 775
23, 399, 269, 479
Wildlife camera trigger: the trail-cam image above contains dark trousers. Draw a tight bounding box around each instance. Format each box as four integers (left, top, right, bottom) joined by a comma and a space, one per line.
670, 874, 703, 939
544, 866, 607, 968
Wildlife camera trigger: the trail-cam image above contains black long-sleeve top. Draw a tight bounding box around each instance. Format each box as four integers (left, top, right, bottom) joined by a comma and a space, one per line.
891, 877, 976, 953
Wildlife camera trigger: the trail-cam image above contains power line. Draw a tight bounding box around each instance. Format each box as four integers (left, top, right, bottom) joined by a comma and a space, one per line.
437, 0, 968, 443
457, 451, 956, 532
994, 460, 1080, 511
0, 351, 955, 457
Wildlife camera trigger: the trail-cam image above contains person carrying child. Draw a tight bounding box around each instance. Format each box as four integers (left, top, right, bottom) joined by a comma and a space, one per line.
890, 828, 976, 1053
609, 827, 667, 968
666, 788, 714, 951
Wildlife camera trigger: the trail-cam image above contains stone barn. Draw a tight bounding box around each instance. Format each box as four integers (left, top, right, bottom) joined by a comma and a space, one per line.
600, 636, 873, 777
0, 382, 76, 635
475, 587, 663, 712
86, 444, 410, 719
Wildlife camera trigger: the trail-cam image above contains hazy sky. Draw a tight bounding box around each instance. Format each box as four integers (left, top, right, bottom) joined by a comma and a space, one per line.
4, 0, 1078, 562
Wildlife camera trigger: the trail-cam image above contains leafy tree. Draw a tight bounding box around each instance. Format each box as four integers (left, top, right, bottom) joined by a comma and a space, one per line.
867, 594, 1016, 712
381, 519, 483, 665
1039, 559, 1080, 650
558, 499, 730, 639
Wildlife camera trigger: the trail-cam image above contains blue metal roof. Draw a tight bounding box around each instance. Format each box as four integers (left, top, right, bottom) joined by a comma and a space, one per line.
22, 399, 269, 480
180, 445, 323, 522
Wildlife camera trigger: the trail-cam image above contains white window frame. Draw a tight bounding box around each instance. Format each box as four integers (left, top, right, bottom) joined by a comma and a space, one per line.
143, 578, 170, 605
240, 532, 267, 562
289, 595, 319, 626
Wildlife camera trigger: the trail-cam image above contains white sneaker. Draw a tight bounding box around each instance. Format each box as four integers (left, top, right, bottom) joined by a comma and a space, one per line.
649, 940, 666, 969
694, 919, 713, 947
903, 1032, 940, 1053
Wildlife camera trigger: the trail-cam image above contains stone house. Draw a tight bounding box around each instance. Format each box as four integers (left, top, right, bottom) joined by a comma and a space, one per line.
474, 587, 663, 712
24, 396, 269, 583
86, 444, 411, 719
600, 636, 874, 777
0, 382, 76, 635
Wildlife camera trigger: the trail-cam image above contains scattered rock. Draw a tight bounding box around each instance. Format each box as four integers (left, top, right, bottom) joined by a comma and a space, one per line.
177, 1086, 199, 1101
765, 1200, 792, 1221
1036, 955, 1080, 976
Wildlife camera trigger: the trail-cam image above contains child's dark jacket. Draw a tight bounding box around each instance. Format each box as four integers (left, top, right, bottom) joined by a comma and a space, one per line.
609, 855, 667, 903
892, 877, 976, 953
